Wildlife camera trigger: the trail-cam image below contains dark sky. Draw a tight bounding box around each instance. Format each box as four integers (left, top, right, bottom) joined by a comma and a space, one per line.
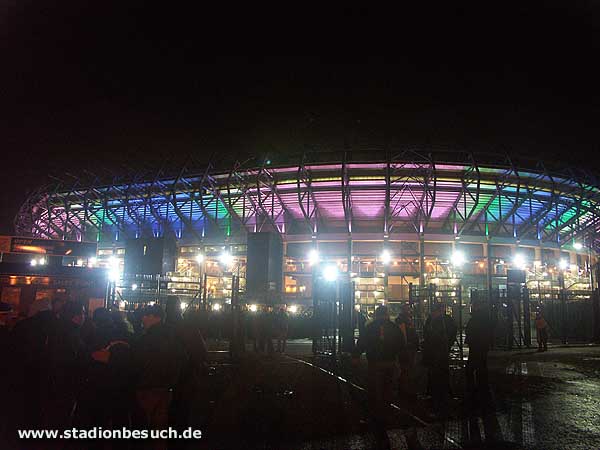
1, 3, 600, 234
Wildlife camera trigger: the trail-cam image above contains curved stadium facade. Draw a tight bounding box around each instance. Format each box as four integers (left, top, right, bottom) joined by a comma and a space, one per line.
15, 149, 600, 312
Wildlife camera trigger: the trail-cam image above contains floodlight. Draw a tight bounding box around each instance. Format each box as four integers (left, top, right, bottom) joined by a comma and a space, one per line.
308, 249, 320, 265
451, 251, 466, 267
196, 254, 205, 264
219, 251, 234, 267
212, 303, 222, 311
108, 269, 120, 282
288, 305, 298, 314
323, 265, 339, 282
180, 302, 188, 310
512, 254, 526, 269
131, 283, 138, 291
558, 259, 568, 270
380, 249, 391, 265
38, 257, 46, 266
89, 257, 97, 267
30, 259, 37, 267
249, 304, 258, 312
573, 242, 583, 251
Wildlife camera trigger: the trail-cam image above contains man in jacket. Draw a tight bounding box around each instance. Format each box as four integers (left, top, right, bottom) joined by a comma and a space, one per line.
44, 301, 87, 429
134, 305, 187, 450
353, 305, 405, 419
465, 300, 493, 407
535, 310, 549, 352
422, 303, 457, 414
395, 304, 419, 397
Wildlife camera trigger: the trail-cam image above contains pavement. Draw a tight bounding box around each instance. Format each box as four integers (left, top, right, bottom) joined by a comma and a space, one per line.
192, 340, 600, 450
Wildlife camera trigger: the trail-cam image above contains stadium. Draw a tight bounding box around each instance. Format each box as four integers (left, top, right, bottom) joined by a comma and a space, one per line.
13, 148, 600, 343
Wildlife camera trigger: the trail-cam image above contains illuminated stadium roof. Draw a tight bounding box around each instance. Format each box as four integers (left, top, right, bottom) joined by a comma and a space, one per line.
15, 149, 600, 250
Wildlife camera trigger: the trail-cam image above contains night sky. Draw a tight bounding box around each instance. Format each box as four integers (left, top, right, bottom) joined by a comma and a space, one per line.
1, 3, 600, 234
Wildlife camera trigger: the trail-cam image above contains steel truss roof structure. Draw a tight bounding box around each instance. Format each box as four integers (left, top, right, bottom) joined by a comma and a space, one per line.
15, 149, 600, 250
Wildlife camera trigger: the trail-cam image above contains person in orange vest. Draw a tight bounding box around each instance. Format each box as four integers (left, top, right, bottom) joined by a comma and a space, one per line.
535, 310, 549, 352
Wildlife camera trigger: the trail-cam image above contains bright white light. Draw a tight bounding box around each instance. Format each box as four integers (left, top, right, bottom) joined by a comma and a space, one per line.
249, 304, 258, 312
108, 269, 120, 282
323, 264, 339, 282
219, 251, 234, 267
118, 300, 126, 309
196, 254, 205, 264
559, 259, 568, 270
76, 259, 83, 266
131, 284, 138, 291
573, 242, 583, 250
109, 256, 119, 268
512, 254, 526, 269
89, 257, 97, 267
180, 302, 188, 310
288, 305, 298, 314
380, 249, 391, 265
308, 249, 320, 265
451, 251, 466, 267
212, 303, 221, 311
38, 257, 46, 266
30, 259, 37, 267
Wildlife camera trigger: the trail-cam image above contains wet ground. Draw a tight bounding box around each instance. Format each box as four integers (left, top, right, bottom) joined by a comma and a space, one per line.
189, 340, 600, 449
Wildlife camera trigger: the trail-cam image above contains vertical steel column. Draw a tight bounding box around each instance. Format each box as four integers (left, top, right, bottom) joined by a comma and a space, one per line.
559, 271, 567, 344
347, 237, 353, 332
458, 284, 464, 366
202, 273, 208, 310
485, 239, 493, 303
523, 286, 531, 347
311, 238, 318, 355
383, 238, 389, 303
332, 279, 339, 360
419, 236, 425, 288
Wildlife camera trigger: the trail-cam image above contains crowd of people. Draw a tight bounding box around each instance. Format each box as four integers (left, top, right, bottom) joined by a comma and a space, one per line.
1, 296, 208, 450
247, 307, 289, 354
0, 293, 552, 448
353, 301, 499, 420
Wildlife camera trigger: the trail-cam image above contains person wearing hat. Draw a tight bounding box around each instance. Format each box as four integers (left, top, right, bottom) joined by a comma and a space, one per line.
465, 300, 493, 407
134, 305, 187, 450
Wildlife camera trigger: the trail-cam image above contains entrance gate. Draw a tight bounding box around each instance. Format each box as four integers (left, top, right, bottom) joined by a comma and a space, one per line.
312, 276, 354, 356
409, 283, 465, 363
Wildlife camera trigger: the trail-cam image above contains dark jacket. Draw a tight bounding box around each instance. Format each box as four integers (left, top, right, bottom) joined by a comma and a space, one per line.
46, 317, 87, 396
134, 323, 187, 391
354, 317, 406, 363
395, 314, 419, 351
465, 310, 493, 355
422, 314, 457, 366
